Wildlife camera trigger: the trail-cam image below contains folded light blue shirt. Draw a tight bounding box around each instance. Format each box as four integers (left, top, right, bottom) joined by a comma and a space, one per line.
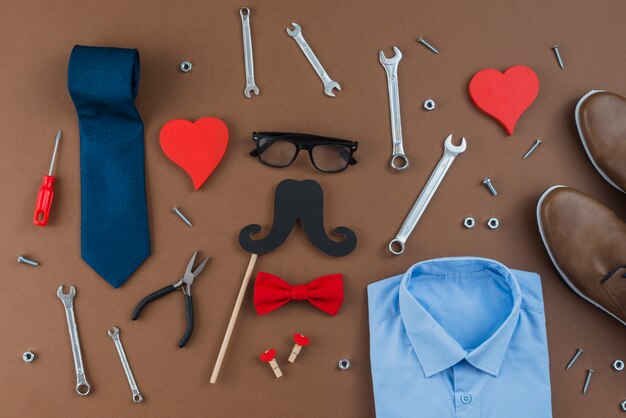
368, 257, 552, 418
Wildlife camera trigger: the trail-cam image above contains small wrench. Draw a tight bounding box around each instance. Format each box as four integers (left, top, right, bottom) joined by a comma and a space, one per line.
57, 285, 91, 396
389, 135, 467, 255
379, 47, 409, 171
286, 23, 341, 97
240, 8, 259, 98
108, 326, 143, 403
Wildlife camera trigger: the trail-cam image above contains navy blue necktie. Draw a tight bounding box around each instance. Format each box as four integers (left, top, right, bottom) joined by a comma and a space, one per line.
68, 45, 150, 288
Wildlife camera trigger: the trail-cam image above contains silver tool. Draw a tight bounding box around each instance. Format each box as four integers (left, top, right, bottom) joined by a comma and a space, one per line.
23, 351, 36, 363
552, 45, 564, 70
389, 135, 467, 255
613, 359, 624, 371
379, 47, 409, 171
287, 23, 341, 98
566, 348, 583, 370
17, 255, 39, 267
49, 130, 62, 176
487, 218, 500, 230
417, 36, 439, 54
523, 139, 542, 159
240, 8, 259, 98
179, 60, 192, 73
582, 369, 593, 394
463, 217, 475, 229
108, 326, 143, 403
483, 177, 498, 196
172, 207, 192, 227
338, 358, 351, 371
57, 285, 91, 396
424, 99, 436, 111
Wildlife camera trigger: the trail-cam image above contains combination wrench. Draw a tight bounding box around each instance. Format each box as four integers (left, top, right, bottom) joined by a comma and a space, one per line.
379, 47, 409, 171
57, 285, 91, 396
388, 135, 467, 255
287, 23, 341, 97
240, 8, 259, 98
108, 326, 143, 403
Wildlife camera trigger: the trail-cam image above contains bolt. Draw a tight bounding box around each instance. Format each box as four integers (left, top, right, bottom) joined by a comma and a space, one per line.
566, 348, 584, 370
171, 207, 192, 227
523, 139, 543, 159
17, 256, 39, 267
416, 36, 439, 54
551, 45, 564, 70
582, 369, 594, 394
482, 178, 498, 196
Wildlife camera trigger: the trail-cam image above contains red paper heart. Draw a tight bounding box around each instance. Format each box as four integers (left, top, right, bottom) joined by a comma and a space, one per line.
259, 349, 276, 362
468, 66, 539, 135
159, 117, 229, 190
294, 333, 310, 346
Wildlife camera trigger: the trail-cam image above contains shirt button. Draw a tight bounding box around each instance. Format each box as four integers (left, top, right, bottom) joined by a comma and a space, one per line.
460, 394, 472, 405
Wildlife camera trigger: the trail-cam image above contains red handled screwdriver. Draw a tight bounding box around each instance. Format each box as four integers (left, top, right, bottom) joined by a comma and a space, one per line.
33, 130, 61, 226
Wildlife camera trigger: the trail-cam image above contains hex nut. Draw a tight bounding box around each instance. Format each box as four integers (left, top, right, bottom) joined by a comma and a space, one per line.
487, 218, 499, 229
613, 359, 624, 371
424, 99, 436, 111
463, 217, 476, 229
179, 60, 193, 73
621, 400, 626, 411
22, 351, 35, 363
338, 358, 351, 371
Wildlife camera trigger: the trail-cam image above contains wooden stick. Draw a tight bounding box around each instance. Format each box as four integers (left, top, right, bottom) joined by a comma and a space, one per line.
210, 253, 258, 384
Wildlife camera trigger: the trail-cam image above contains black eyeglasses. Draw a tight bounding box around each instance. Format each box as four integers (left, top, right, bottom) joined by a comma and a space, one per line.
249, 132, 358, 173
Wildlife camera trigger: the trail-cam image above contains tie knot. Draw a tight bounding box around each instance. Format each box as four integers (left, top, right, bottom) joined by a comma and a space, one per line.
291, 284, 308, 301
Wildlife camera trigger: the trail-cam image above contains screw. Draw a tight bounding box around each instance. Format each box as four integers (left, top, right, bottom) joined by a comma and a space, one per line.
482, 178, 498, 196
416, 36, 439, 54
17, 256, 39, 267
523, 139, 543, 160
582, 369, 594, 394
566, 348, 584, 370
551, 45, 564, 70
171, 207, 192, 227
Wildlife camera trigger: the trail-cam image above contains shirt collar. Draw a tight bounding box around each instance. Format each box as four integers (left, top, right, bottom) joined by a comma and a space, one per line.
398, 257, 522, 378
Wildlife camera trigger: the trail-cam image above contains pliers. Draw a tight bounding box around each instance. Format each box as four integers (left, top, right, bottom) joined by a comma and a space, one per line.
131, 251, 209, 348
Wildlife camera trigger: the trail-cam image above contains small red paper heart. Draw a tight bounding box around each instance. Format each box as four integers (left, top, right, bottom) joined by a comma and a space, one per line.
294, 333, 310, 346
468, 66, 539, 135
259, 349, 276, 362
159, 117, 229, 190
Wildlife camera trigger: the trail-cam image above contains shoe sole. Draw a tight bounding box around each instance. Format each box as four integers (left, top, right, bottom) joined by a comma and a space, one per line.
536, 185, 626, 327
575, 89, 625, 193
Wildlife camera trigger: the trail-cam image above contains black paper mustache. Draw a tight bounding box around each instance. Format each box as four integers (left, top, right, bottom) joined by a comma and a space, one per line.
239, 179, 357, 257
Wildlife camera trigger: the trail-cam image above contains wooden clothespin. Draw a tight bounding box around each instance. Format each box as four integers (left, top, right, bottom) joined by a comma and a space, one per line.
288, 333, 310, 363
259, 349, 282, 378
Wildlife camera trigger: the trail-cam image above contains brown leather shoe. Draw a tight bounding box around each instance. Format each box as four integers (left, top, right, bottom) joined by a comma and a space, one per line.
575, 90, 626, 193
537, 185, 626, 326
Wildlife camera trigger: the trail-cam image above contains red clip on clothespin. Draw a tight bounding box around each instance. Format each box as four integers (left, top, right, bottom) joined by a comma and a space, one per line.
33, 130, 61, 226
259, 349, 282, 378
288, 333, 310, 363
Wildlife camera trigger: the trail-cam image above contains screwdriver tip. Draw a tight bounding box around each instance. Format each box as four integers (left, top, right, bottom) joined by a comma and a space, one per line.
55, 130, 62, 141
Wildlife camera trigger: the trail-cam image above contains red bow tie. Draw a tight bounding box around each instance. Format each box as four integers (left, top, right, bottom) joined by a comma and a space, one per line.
254, 272, 344, 316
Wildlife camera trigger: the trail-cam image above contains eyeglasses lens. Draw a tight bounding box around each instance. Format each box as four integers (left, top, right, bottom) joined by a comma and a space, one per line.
311, 144, 352, 172
257, 138, 298, 167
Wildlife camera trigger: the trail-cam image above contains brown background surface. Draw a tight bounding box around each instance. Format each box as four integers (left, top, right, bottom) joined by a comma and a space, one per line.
1, 0, 625, 417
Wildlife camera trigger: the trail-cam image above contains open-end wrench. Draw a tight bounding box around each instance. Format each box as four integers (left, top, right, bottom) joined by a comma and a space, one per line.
108, 326, 143, 403
379, 47, 409, 171
240, 8, 259, 98
389, 135, 467, 255
57, 285, 91, 396
286, 23, 341, 97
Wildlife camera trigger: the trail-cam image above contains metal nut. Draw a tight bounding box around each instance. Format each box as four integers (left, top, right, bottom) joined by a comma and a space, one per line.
463, 217, 475, 229
338, 358, 350, 371
179, 60, 193, 73
621, 400, 626, 411
23, 351, 35, 363
613, 359, 624, 371
487, 218, 499, 229
423, 99, 436, 111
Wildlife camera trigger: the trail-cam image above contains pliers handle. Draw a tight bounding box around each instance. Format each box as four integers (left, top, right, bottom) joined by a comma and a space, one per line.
131, 281, 195, 348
